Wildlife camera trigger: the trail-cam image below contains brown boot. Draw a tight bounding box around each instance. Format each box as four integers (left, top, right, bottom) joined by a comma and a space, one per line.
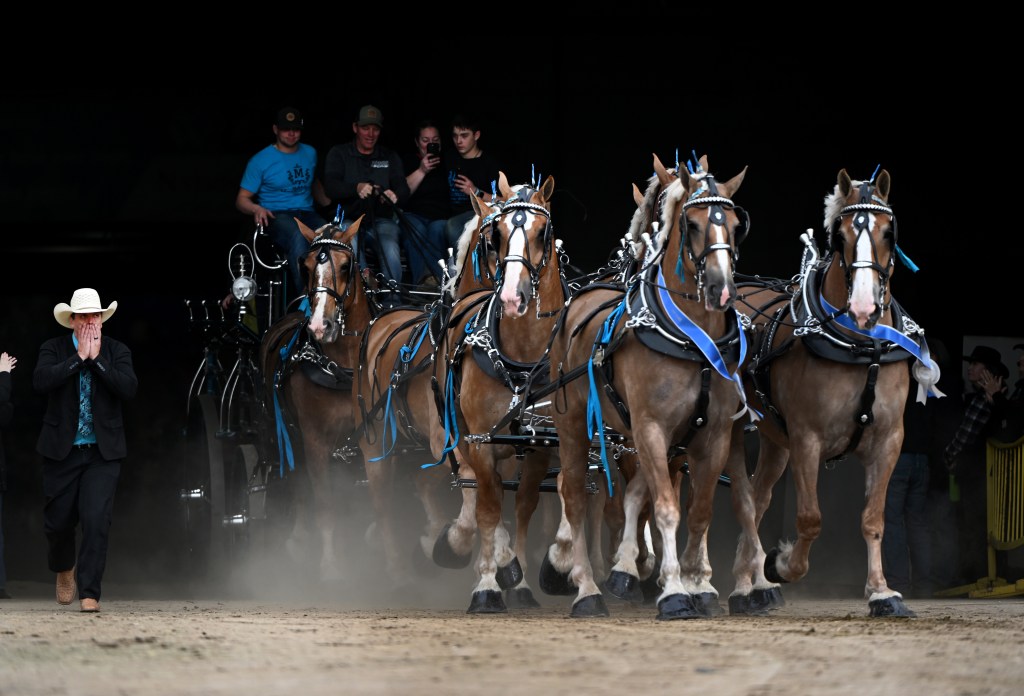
56, 567, 77, 605
80, 598, 100, 613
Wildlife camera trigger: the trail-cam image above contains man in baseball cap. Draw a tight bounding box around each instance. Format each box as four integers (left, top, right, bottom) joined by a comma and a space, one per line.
276, 106, 304, 130
356, 104, 383, 127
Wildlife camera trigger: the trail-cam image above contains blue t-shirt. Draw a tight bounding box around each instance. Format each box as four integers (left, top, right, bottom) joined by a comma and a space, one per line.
239, 143, 318, 211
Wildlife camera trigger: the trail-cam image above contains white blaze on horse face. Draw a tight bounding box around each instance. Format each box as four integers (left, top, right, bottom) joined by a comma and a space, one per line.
708, 219, 733, 309
849, 216, 878, 328
499, 224, 530, 316
307, 261, 331, 341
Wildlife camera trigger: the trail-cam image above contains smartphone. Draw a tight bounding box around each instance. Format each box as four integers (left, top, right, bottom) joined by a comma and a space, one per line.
426, 142, 441, 157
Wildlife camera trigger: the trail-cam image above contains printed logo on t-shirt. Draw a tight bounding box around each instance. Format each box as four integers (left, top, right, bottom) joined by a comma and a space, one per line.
288, 164, 312, 190
371, 160, 390, 169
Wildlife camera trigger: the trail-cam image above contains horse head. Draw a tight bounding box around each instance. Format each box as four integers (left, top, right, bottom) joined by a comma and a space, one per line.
822, 168, 895, 330
658, 154, 749, 312
471, 172, 556, 317
297, 216, 363, 343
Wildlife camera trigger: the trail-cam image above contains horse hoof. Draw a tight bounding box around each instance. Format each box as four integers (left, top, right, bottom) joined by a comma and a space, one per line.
869, 595, 916, 618
764, 548, 789, 585
432, 523, 471, 569
656, 593, 703, 620
505, 587, 541, 609
694, 592, 724, 617
496, 557, 524, 590
603, 570, 639, 601
752, 586, 785, 610
570, 593, 610, 618
728, 593, 770, 616
538, 554, 576, 596
467, 590, 507, 614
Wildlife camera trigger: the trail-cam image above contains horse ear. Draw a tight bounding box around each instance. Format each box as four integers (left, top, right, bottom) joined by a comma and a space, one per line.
720, 165, 748, 198
296, 217, 317, 242
632, 183, 644, 208
469, 190, 488, 218
341, 215, 363, 246
498, 171, 512, 199
837, 169, 853, 197
875, 169, 891, 200
652, 154, 673, 186
698, 154, 709, 172
539, 174, 555, 202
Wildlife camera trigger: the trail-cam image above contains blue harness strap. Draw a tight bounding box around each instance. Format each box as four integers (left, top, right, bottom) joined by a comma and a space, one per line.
586, 296, 629, 497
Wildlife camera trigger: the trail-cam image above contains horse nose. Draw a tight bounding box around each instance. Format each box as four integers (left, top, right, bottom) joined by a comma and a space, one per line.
308, 316, 334, 341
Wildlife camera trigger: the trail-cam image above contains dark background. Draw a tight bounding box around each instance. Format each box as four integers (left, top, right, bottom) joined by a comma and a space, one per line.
0, 35, 1011, 591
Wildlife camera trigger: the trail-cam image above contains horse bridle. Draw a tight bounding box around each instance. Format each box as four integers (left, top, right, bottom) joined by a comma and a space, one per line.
668, 175, 750, 299
830, 181, 896, 310
304, 229, 359, 335
473, 187, 556, 308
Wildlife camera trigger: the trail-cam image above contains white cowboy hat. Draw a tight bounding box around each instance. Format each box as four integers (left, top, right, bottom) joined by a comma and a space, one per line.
53, 288, 118, 329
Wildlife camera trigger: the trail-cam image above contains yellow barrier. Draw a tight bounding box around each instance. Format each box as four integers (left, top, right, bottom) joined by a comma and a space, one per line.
935, 434, 1024, 598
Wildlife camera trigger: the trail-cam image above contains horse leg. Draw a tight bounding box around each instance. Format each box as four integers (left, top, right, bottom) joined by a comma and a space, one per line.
726, 421, 783, 614
604, 464, 649, 602
431, 451, 477, 569
634, 427, 701, 620
676, 442, 729, 618
863, 440, 915, 617
505, 453, 549, 608
362, 444, 417, 590
763, 437, 821, 585
465, 448, 514, 614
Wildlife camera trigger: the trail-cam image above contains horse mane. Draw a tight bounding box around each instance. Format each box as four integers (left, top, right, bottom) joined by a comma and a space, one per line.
822, 178, 867, 231
444, 213, 481, 295
655, 173, 692, 249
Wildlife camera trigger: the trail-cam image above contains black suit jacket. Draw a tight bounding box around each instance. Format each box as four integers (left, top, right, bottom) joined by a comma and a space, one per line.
0, 370, 11, 490
33, 333, 138, 461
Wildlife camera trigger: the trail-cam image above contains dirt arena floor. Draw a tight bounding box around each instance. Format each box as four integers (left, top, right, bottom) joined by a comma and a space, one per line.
2, 576, 1023, 696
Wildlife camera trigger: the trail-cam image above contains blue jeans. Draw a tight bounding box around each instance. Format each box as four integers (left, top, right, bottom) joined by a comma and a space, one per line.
882, 452, 932, 596
346, 216, 403, 306
267, 209, 328, 299
402, 213, 448, 283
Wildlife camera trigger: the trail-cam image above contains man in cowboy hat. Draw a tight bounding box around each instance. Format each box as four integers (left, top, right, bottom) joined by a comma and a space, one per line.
33, 288, 138, 613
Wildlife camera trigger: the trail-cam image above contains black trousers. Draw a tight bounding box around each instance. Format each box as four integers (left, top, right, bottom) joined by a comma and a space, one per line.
43, 446, 121, 601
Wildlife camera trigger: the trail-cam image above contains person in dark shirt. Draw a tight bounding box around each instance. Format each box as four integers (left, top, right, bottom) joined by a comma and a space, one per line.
942, 344, 1009, 585
882, 339, 948, 599
0, 349, 15, 599
323, 105, 410, 309
401, 119, 450, 288
443, 114, 501, 251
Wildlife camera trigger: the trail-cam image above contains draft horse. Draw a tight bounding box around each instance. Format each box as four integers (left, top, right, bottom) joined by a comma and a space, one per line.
545, 154, 752, 619
258, 216, 372, 582
434, 172, 570, 613
352, 296, 464, 595
726, 168, 940, 618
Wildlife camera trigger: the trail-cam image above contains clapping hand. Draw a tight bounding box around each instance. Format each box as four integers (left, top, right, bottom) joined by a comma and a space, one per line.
979, 368, 1006, 402
0, 351, 15, 373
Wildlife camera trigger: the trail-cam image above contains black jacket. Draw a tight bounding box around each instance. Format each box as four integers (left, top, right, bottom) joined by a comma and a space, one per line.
0, 370, 11, 490
33, 334, 138, 461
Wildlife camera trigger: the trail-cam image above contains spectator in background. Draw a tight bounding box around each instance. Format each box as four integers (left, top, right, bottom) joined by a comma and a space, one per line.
942, 344, 1009, 585
0, 350, 15, 599
402, 119, 450, 290
882, 339, 948, 599
235, 106, 331, 299
443, 114, 501, 251
323, 105, 409, 309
